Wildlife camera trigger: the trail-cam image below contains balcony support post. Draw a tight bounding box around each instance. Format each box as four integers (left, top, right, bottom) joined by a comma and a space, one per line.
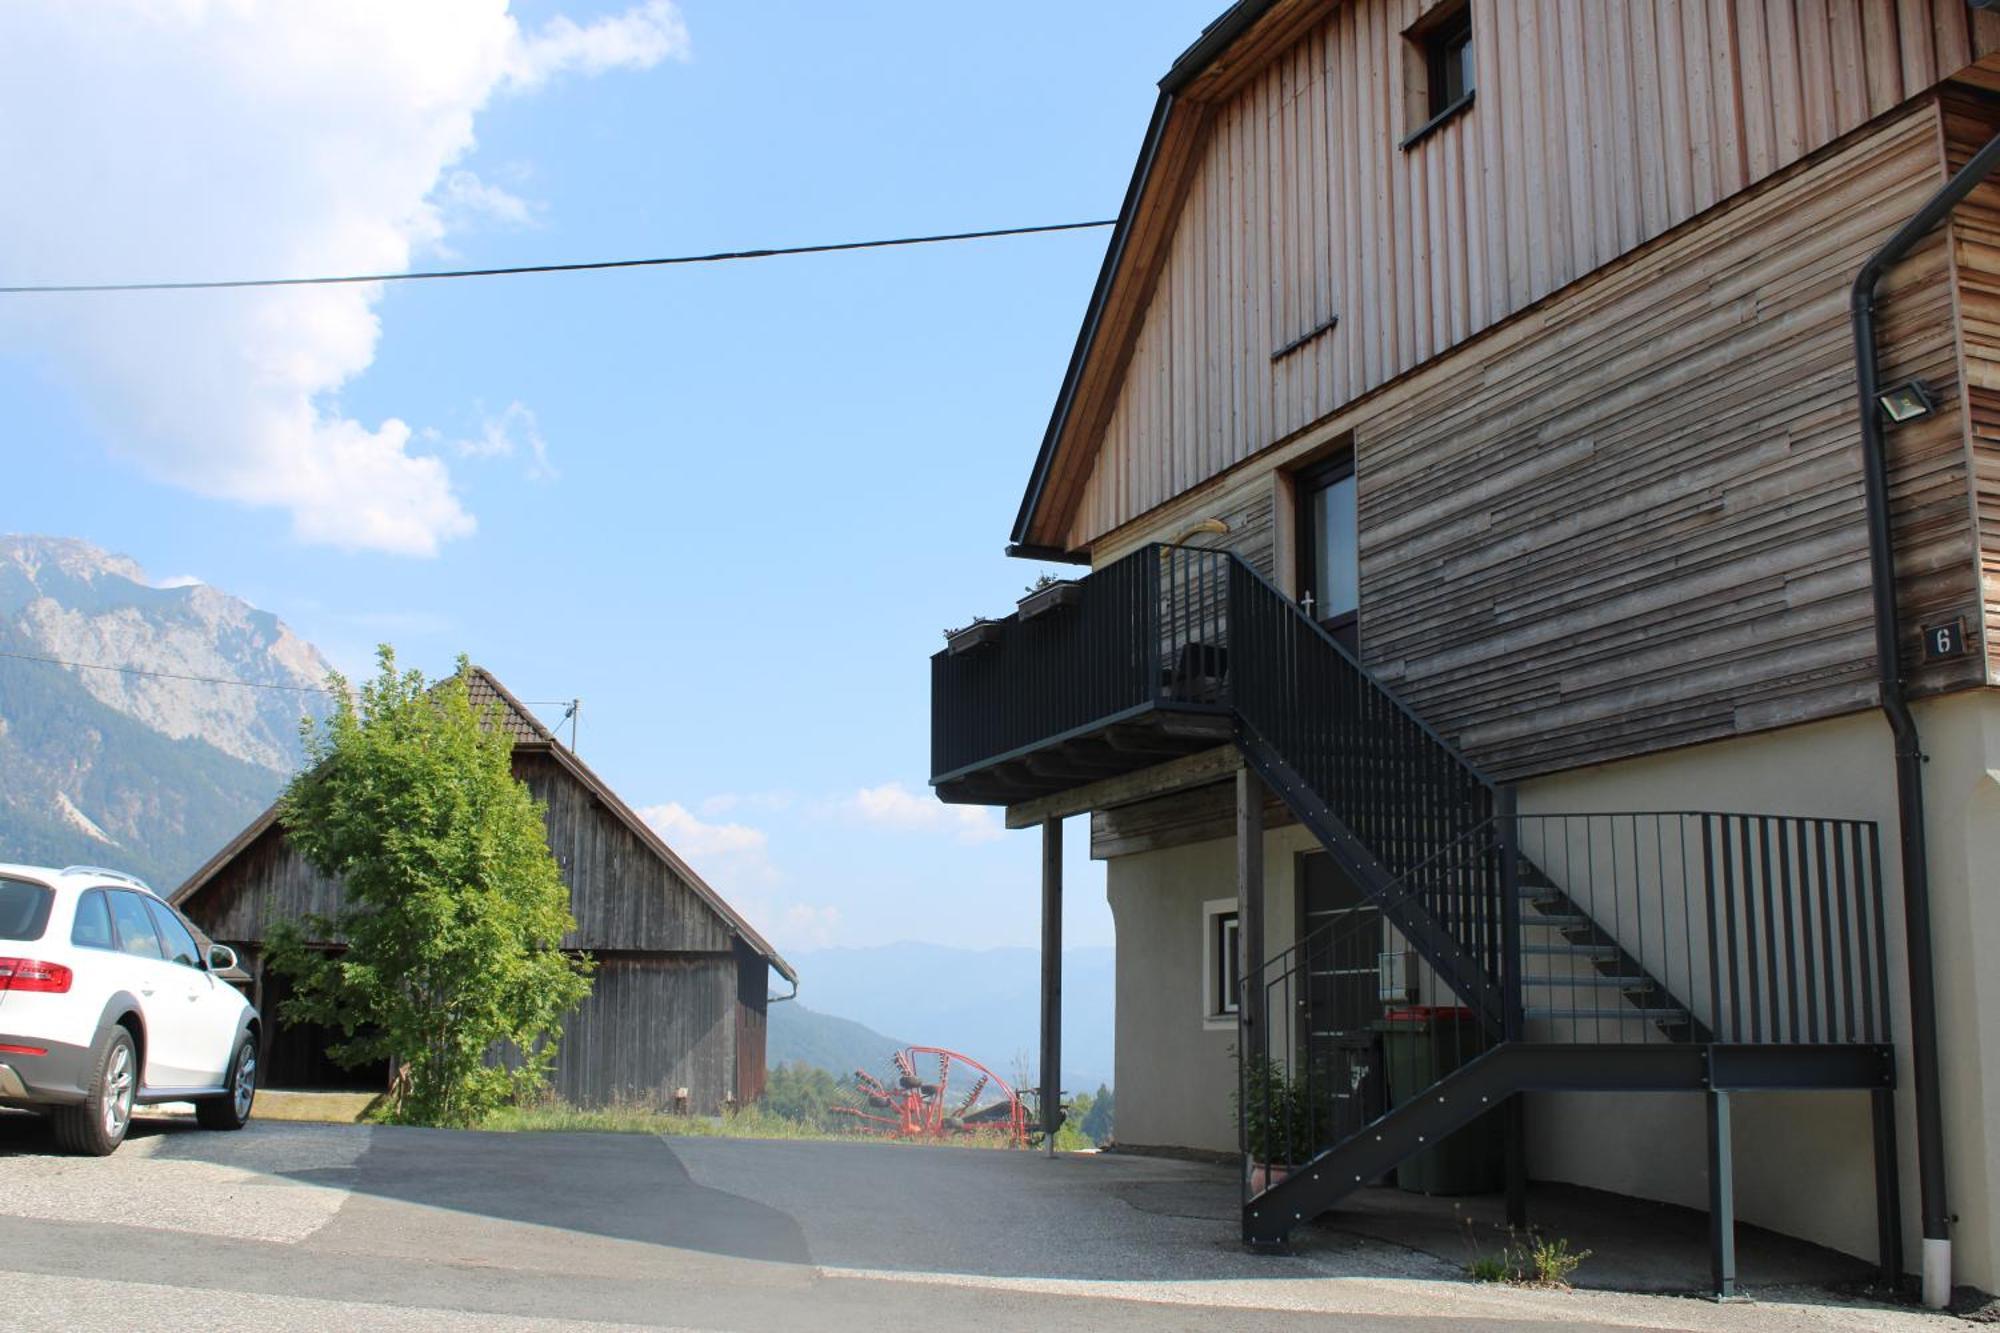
1237, 764, 1265, 1035
1040, 815, 1063, 1157
1875, 1086, 1905, 1291
1708, 1089, 1738, 1301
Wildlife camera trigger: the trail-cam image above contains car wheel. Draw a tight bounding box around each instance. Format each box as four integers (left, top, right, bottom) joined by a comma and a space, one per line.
52, 1026, 138, 1156
196, 1034, 256, 1131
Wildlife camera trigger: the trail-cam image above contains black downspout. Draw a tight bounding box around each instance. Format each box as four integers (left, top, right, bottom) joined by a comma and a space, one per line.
1849, 126, 2000, 1310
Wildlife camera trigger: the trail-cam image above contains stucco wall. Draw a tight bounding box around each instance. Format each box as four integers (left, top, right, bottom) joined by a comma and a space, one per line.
1108, 820, 1318, 1154
1104, 689, 2000, 1288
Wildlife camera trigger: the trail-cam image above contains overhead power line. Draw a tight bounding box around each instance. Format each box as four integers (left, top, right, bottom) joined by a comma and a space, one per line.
0, 648, 331, 693
0, 219, 1118, 296
0, 648, 579, 713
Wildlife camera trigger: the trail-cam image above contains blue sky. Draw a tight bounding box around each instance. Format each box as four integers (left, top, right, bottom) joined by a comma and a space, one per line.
0, 1, 1223, 954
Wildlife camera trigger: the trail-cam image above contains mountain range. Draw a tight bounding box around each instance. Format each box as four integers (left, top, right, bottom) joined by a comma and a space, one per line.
783, 943, 1115, 1094
0, 535, 331, 887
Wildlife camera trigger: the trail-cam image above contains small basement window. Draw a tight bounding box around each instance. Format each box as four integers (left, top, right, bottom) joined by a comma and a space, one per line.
1402, 1, 1475, 150
1203, 898, 1240, 1027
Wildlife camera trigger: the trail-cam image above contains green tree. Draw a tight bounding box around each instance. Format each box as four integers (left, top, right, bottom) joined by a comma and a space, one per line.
1080, 1083, 1114, 1145
267, 650, 592, 1127
761, 1061, 844, 1128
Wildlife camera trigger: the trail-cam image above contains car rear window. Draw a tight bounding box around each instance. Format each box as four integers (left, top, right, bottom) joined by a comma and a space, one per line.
0, 878, 52, 942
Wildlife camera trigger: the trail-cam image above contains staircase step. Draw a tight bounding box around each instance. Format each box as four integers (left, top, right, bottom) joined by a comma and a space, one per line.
1521, 973, 1655, 989
1520, 943, 1619, 957
1527, 1006, 1689, 1022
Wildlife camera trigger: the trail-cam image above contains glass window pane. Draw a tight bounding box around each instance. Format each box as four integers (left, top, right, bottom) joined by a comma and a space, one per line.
0, 878, 52, 942
70, 889, 113, 950
108, 891, 164, 961
147, 899, 203, 969
1312, 474, 1359, 618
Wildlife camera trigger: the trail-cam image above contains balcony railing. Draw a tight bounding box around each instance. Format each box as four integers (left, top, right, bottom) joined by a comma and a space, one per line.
930, 544, 1235, 785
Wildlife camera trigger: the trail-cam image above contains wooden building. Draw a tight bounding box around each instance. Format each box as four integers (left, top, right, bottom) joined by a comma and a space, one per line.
932, 0, 2000, 1305
173, 669, 793, 1111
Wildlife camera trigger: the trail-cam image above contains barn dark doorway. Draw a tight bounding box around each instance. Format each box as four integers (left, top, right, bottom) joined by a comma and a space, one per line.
258, 964, 389, 1092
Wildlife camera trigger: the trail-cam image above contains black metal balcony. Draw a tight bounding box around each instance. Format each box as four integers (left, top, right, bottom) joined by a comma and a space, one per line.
930, 545, 1237, 805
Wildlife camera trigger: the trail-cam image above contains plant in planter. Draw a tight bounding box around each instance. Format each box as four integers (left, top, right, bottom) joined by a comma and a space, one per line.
1235, 1051, 1325, 1190
943, 618, 1005, 655
1017, 571, 1084, 620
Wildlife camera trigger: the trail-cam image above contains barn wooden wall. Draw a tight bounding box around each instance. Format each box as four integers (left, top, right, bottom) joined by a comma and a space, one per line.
1945, 91, 2000, 684
734, 940, 770, 1105
518, 751, 734, 955
1065, 0, 2000, 548
180, 748, 764, 1109
187, 752, 737, 956
550, 953, 737, 1111
1103, 102, 1984, 779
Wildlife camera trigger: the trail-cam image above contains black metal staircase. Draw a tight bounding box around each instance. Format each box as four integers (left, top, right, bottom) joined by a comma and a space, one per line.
931, 544, 1901, 1291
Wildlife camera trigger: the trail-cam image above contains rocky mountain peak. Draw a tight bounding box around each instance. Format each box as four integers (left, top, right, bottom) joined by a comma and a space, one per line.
0, 533, 333, 774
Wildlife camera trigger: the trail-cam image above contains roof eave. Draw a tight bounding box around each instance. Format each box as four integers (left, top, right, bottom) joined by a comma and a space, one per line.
1009, 90, 1176, 552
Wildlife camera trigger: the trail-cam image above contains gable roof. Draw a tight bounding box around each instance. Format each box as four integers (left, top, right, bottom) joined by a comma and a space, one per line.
1011, 0, 1321, 555
171, 665, 795, 984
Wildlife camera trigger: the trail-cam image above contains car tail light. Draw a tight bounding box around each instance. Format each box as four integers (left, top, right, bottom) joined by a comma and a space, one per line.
0, 958, 72, 993
0, 1043, 45, 1057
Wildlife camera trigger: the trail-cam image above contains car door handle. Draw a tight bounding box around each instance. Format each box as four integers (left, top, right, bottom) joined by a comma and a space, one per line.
140, 987, 155, 997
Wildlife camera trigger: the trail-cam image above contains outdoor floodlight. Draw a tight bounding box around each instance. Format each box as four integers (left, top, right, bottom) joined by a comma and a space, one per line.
1876, 378, 1937, 425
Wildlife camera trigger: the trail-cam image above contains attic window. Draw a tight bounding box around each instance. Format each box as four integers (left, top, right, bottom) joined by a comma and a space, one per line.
1402, 1, 1474, 150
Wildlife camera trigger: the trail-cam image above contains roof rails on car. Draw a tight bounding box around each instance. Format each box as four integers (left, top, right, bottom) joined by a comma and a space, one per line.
61, 866, 157, 895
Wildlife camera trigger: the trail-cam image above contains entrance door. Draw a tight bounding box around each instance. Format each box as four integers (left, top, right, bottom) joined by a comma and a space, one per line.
1293, 450, 1359, 653
1297, 852, 1384, 1144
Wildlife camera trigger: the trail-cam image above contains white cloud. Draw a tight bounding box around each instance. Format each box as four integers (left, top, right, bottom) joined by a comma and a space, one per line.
698, 791, 795, 818
0, 1, 686, 556
639, 800, 780, 887
847, 781, 1003, 844
152, 574, 205, 590
504, 0, 691, 90
437, 169, 538, 230
457, 401, 555, 481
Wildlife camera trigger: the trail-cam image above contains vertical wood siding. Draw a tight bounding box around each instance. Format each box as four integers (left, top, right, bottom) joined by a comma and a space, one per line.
550, 954, 737, 1111
1064, 0, 2000, 549
180, 750, 755, 1108
1100, 105, 1982, 779
519, 751, 734, 954
734, 940, 769, 1104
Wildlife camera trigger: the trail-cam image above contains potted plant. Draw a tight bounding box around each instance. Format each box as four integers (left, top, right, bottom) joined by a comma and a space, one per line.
944, 618, 1004, 655
1236, 1051, 1321, 1192
1016, 571, 1084, 620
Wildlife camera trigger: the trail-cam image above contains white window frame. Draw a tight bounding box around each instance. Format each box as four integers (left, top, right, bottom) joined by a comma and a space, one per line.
1202, 897, 1241, 1031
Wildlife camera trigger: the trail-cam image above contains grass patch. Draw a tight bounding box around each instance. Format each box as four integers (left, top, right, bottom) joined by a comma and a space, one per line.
1462, 1222, 1591, 1289
481, 1099, 1037, 1149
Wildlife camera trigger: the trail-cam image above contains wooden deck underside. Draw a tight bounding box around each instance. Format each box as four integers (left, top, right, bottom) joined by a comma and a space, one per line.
932, 705, 1235, 806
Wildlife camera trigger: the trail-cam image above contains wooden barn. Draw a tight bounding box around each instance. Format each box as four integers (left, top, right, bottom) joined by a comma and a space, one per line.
172, 668, 793, 1111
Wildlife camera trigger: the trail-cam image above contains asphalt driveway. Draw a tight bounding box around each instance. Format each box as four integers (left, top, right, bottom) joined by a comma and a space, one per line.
0, 1110, 1957, 1331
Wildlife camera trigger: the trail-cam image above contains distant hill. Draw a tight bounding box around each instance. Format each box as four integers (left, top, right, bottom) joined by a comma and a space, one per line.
0, 535, 334, 887
766, 1002, 912, 1082
786, 943, 1115, 1094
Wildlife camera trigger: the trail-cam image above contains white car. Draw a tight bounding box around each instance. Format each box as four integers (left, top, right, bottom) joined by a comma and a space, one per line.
0, 863, 258, 1154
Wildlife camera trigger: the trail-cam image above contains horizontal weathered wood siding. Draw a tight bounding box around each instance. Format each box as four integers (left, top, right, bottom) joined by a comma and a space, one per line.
1945, 91, 2000, 683
550, 953, 737, 1111
1059, 0, 2000, 549
1103, 104, 1984, 779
